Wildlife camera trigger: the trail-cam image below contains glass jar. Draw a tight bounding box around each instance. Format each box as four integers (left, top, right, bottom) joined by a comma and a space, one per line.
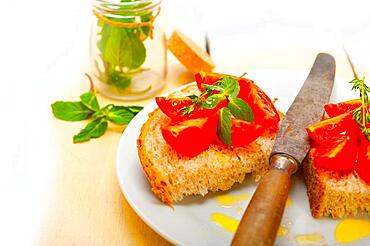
90, 0, 166, 100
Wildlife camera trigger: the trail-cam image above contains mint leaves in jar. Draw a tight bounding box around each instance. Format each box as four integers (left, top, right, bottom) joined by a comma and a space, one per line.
91, 0, 165, 100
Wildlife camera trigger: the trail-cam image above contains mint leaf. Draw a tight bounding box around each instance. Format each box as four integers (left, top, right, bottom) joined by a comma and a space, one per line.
218, 107, 232, 146
219, 76, 238, 95
229, 82, 240, 98
73, 118, 108, 143
228, 97, 254, 122
107, 69, 132, 89
51, 101, 92, 121
201, 84, 224, 92
92, 104, 112, 119
80, 91, 100, 111
107, 106, 138, 125
126, 105, 144, 114
203, 94, 226, 109
96, 3, 154, 90
103, 27, 146, 70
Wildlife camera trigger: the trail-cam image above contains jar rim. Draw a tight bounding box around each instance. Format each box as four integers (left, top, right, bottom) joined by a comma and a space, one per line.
92, 0, 161, 15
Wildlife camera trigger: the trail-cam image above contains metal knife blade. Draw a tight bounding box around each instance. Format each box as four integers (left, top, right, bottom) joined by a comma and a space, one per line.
271, 53, 335, 165
231, 53, 336, 246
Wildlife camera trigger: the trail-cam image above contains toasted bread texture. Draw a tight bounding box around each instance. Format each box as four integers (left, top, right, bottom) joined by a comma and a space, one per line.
303, 150, 370, 218
137, 84, 277, 206
168, 30, 215, 74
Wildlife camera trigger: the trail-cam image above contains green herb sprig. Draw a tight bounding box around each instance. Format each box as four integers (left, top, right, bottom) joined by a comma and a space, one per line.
350, 77, 370, 140
183, 75, 254, 146
95, 0, 153, 89
51, 74, 143, 143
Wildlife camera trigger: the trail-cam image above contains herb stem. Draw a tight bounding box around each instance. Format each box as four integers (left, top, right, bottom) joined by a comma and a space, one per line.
362, 76, 366, 129
343, 47, 359, 80
238, 72, 247, 79
85, 73, 95, 92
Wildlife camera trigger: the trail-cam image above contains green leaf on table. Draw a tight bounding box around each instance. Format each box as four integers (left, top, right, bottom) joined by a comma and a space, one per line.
51, 101, 92, 121
203, 94, 226, 109
107, 105, 141, 125
218, 107, 232, 146
92, 104, 112, 119
228, 97, 254, 122
125, 105, 144, 114
73, 118, 108, 143
80, 91, 100, 111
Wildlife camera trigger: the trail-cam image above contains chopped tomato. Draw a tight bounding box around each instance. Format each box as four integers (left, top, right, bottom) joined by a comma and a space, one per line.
324, 99, 362, 117
161, 114, 218, 157
238, 78, 280, 128
155, 97, 227, 122
312, 136, 357, 172
195, 72, 280, 128
306, 112, 355, 144
231, 119, 264, 147
195, 71, 225, 91
356, 139, 370, 184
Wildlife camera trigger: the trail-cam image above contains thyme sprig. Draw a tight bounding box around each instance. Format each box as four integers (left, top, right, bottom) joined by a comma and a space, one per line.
350, 77, 370, 140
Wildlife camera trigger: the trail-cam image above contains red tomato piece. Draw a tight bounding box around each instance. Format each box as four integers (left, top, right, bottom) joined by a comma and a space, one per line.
195, 71, 225, 92
312, 136, 357, 172
306, 112, 352, 144
356, 139, 370, 184
156, 97, 227, 122
161, 114, 218, 157
238, 78, 280, 128
324, 99, 362, 118
231, 119, 264, 147
306, 112, 361, 144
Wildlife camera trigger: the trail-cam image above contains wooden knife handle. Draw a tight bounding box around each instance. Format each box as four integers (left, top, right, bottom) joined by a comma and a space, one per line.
231, 169, 291, 246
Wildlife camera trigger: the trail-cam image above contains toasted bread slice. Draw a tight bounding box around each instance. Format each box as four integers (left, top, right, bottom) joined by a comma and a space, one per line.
137, 84, 277, 206
303, 150, 370, 218
168, 30, 215, 74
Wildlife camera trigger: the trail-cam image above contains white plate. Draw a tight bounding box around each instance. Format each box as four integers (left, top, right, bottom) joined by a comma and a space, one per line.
116, 69, 368, 246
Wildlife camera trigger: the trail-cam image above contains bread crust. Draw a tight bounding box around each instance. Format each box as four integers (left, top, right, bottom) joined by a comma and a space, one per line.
168, 30, 215, 74
137, 110, 174, 206
137, 84, 277, 206
303, 150, 370, 218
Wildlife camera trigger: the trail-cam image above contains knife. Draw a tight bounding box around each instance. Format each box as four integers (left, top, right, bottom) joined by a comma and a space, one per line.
231, 53, 335, 246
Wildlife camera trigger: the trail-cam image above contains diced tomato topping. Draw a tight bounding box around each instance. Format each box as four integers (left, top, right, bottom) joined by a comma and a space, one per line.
238, 78, 280, 128
231, 119, 264, 147
195, 71, 225, 92
324, 99, 362, 117
312, 136, 357, 172
356, 139, 370, 184
307, 100, 370, 182
161, 114, 218, 157
195, 72, 280, 129
306, 112, 354, 144
158, 72, 281, 157
156, 97, 227, 122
